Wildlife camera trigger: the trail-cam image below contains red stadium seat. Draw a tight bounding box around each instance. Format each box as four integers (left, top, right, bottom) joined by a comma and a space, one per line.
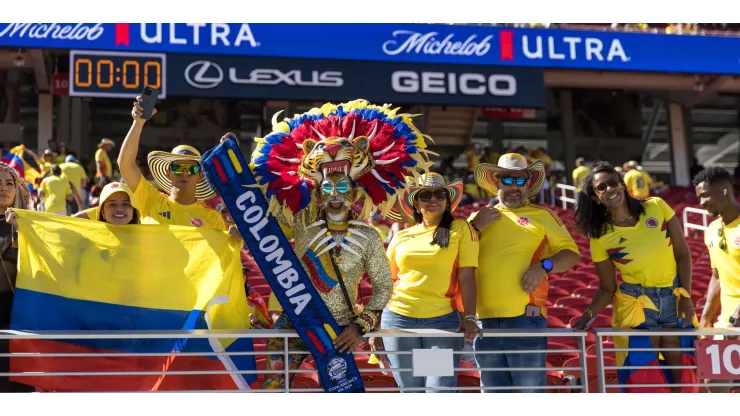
570, 315, 611, 328
547, 306, 582, 321
554, 297, 591, 311
573, 287, 599, 298
586, 342, 615, 358
550, 280, 589, 292
546, 343, 580, 368
548, 287, 572, 302
548, 315, 568, 328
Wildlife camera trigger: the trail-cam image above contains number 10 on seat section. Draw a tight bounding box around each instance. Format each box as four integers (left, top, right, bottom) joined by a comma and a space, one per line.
696, 339, 740, 379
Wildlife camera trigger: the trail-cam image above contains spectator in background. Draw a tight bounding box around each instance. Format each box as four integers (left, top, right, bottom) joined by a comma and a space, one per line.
39, 165, 82, 216
466, 143, 481, 174
572, 157, 591, 192
118, 98, 229, 232
71, 182, 140, 226
482, 147, 499, 165
440, 156, 457, 183
60, 155, 89, 214
573, 163, 695, 393
690, 158, 704, 181
0, 163, 34, 393
470, 154, 580, 392
41, 149, 56, 175
95, 138, 115, 186
369, 213, 391, 243
623, 160, 651, 199
55, 143, 69, 165
380, 173, 481, 392
693, 168, 740, 392
615, 166, 625, 177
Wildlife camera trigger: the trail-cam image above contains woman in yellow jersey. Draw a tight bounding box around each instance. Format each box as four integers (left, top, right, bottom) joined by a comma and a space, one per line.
573, 163, 696, 392
69, 182, 140, 225
380, 173, 481, 392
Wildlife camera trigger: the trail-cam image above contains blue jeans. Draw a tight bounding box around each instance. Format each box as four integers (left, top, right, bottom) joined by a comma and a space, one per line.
619, 277, 679, 328
475, 314, 548, 393
381, 309, 462, 392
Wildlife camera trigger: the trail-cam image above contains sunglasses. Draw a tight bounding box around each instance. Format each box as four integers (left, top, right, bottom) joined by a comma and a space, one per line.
499, 176, 528, 187
170, 163, 201, 176
719, 226, 727, 251
417, 189, 448, 202
594, 177, 621, 194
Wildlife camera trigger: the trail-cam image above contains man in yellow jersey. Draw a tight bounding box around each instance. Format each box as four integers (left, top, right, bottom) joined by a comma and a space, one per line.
59, 155, 89, 214
469, 153, 580, 392
39, 165, 83, 216
118, 98, 233, 234
95, 138, 115, 186
623, 160, 651, 199
572, 157, 590, 193
694, 167, 740, 393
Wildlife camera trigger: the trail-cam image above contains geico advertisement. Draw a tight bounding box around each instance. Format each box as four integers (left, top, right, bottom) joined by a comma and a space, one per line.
168, 54, 544, 107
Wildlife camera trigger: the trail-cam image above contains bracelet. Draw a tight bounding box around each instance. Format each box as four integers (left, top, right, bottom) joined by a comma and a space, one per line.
463, 314, 478, 323
584, 309, 593, 318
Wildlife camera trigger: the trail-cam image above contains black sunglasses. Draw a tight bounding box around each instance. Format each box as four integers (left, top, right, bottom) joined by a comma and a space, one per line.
500, 176, 527, 187
417, 189, 448, 202
594, 176, 621, 194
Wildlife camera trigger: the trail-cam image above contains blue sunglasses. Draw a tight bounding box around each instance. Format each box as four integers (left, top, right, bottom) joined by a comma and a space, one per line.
499, 176, 528, 186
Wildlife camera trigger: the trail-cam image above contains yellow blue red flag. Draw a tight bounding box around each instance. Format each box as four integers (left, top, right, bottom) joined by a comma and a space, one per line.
1, 144, 43, 190
9, 210, 256, 392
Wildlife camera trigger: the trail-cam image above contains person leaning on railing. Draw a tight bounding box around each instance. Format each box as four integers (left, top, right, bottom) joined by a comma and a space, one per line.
572, 162, 695, 393
469, 154, 580, 393
379, 173, 482, 392
0, 163, 35, 392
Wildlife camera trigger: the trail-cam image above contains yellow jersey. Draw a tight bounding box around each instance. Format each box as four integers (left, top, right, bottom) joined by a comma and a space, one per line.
572, 165, 591, 193
470, 203, 578, 319
95, 148, 112, 178
39, 176, 71, 213
59, 162, 88, 193
624, 169, 652, 199
466, 150, 480, 172
590, 198, 676, 288
133, 179, 226, 230
387, 218, 479, 319
705, 216, 740, 327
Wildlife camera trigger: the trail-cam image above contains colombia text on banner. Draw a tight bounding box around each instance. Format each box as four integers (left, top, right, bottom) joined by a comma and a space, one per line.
201, 136, 364, 393
10, 210, 256, 392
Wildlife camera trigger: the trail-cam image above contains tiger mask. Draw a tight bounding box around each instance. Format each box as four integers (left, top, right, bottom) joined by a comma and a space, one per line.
299, 135, 372, 185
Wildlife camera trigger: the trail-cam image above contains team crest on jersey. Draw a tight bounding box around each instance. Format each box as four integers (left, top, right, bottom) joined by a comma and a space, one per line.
190, 218, 204, 227
517, 216, 531, 226
733, 235, 740, 248
645, 217, 658, 228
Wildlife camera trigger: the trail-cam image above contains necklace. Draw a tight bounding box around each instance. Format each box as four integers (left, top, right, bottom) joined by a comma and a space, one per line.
611, 215, 634, 225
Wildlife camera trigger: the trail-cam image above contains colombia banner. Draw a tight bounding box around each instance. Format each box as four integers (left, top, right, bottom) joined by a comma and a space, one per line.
9, 210, 256, 392
201, 136, 364, 393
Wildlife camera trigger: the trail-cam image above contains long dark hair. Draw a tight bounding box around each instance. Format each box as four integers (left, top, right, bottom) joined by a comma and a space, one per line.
574, 162, 645, 239
412, 193, 453, 248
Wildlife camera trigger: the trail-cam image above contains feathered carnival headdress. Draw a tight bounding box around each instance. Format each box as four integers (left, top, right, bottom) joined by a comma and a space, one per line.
250, 99, 434, 222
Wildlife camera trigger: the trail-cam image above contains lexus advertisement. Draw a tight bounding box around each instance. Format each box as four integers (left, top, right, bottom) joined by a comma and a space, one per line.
167, 54, 545, 107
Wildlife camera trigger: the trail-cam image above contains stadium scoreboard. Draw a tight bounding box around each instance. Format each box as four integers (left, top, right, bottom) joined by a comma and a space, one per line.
69, 50, 166, 99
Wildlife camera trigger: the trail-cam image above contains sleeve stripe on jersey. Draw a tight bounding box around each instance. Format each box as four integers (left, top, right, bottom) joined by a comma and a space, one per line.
531, 204, 565, 227
464, 221, 479, 242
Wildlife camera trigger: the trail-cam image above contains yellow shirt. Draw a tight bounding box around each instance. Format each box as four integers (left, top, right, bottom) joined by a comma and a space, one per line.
133, 179, 226, 230
95, 148, 112, 178
471, 203, 578, 319
624, 169, 651, 199
590, 198, 676, 288
387, 218, 479, 319
572, 165, 591, 193
371, 224, 390, 243
268, 291, 282, 312
59, 162, 88, 193
466, 150, 480, 172
40, 176, 71, 213
705, 216, 740, 328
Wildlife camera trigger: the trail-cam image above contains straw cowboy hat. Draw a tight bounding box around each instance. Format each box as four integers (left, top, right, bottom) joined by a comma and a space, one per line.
147, 145, 215, 200
97, 138, 116, 148
394, 172, 463, 220
474, 153, 546, 200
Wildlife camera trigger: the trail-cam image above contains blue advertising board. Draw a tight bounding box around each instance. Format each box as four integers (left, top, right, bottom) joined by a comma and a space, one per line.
2, 23, 740, 75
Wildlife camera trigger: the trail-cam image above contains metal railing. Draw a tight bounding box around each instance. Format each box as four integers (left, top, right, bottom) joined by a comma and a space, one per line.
682, 206, 711, 237
0, 328, 588, 393
556, 183, 578, 210
592, 327, 740, 393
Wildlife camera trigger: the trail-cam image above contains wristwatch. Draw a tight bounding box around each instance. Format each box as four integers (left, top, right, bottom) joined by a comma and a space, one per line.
540, 258, 553, 273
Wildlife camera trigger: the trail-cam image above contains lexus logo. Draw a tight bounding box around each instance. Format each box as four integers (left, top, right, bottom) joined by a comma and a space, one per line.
185, 61, 223, 89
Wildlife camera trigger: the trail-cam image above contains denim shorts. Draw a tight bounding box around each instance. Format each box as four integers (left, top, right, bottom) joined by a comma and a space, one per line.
619, 276, 679, 328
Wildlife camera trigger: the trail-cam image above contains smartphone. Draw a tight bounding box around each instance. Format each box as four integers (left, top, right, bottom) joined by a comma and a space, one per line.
140, 86, 159, 120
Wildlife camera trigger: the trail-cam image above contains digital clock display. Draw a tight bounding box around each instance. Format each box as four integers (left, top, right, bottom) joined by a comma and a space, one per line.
69, 50, 167, 99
